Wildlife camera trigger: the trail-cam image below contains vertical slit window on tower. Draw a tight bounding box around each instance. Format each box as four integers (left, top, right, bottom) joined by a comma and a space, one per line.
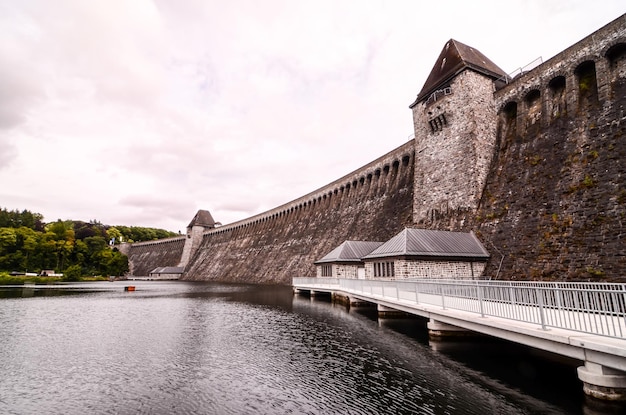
428, 113, 448, 132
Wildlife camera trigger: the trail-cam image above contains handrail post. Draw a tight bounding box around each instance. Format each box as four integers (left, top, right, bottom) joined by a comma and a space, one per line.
537, 287, 547, 330
623, 285, 626, 335
477, 282, 485, 317
415, 282, 420, 304
441, 283, 446, 310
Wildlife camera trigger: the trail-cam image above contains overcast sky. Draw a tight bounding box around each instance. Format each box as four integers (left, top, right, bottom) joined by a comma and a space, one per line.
1, 1, 624, 232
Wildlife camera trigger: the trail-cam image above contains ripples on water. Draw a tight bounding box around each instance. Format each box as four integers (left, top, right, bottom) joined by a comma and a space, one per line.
0, 282, 622, 414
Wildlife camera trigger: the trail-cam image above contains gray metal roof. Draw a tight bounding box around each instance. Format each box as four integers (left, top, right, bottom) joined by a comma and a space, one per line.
315, 241, 384, 264
363, 228, 489, 260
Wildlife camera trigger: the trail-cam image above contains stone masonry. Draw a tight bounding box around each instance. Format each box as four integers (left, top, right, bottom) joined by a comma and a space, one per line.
394, 259, 486, 280
412, 67, 501, 226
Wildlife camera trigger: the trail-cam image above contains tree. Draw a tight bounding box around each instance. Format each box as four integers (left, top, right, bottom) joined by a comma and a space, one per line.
0, 228, 17, 251
63, 264, 82, 281
106, 227, 123, 245
0, 208, 44, 230
106, 249, 129, 276
0, 207, 157, 275
0, 228, 18, 270
15, 227, 39, 271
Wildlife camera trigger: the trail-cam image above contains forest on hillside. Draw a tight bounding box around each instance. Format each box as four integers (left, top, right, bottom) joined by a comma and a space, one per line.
0, 207, 178, 278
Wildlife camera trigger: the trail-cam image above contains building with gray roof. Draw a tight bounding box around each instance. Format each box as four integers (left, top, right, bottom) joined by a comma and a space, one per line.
362, 228, 489, 279
148, 266, 184, 280
314, 241, 383, 279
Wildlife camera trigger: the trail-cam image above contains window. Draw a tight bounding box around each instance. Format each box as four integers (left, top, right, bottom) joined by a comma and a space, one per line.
428, 113, 447, 133
321, 265, 332, 277
373, 261, 395, 277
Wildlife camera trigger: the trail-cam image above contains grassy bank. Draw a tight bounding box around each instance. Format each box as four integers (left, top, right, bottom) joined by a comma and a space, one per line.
0, 273, 109, 285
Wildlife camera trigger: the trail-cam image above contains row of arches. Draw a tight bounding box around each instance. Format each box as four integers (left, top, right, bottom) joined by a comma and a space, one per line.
498, 40, 626, 137
129, 236, 185, 249
128, 238, 186, 264
207, 152, 414, 237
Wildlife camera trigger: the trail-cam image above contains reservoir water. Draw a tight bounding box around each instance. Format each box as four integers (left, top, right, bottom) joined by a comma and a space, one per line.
0, 281, 623, 414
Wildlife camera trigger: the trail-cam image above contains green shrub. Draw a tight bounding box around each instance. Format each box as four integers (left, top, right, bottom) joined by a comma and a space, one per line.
63, 265, 83, 282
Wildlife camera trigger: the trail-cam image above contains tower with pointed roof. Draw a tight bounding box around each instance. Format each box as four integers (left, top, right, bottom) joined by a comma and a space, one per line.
409, 39, 507, 226
178, 209, 217, 269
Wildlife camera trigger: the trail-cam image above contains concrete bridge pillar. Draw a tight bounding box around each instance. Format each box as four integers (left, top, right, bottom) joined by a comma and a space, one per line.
309, 290, 331, 300
350, 296, 374, 308
577, 362, 626, 401
427, 319, 474, 339
377, 304, 408, 318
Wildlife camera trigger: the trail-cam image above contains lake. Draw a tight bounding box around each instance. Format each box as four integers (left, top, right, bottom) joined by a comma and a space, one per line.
0, 281, 623, 414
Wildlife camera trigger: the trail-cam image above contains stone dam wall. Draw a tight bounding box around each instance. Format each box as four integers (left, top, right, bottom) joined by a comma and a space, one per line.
121, 237, 185, 276
183, 142, 415, 284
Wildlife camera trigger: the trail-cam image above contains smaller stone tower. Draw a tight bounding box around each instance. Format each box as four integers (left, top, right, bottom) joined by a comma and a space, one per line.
179, 209, 216, 269
410, 40, 507, 226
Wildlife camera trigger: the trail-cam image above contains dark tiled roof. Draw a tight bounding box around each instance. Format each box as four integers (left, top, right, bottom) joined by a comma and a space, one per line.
410, 39, 507, 107
364, 228, 489, 260
315, 241, 384, 264
188, 209, 216, 228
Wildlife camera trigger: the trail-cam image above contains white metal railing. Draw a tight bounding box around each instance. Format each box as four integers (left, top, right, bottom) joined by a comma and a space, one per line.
495, 56, 544, 86
424, 87, 452, 106
292, 278, 626, 339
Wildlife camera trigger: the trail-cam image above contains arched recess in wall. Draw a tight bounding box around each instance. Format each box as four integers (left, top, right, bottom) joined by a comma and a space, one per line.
498, 101, 518, 147
331, 188, 338, 205
402, 155, 411, 167
388, 160, 398, 182
373, 168, 382, 195
380, 164, 390, 191
575, 60, 599, 112
605, 42, 626, 100
524, 89, 541, 137
548, 76, 567, 121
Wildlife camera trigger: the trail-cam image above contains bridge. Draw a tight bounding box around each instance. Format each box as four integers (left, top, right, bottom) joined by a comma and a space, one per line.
292, 277, 626, 401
